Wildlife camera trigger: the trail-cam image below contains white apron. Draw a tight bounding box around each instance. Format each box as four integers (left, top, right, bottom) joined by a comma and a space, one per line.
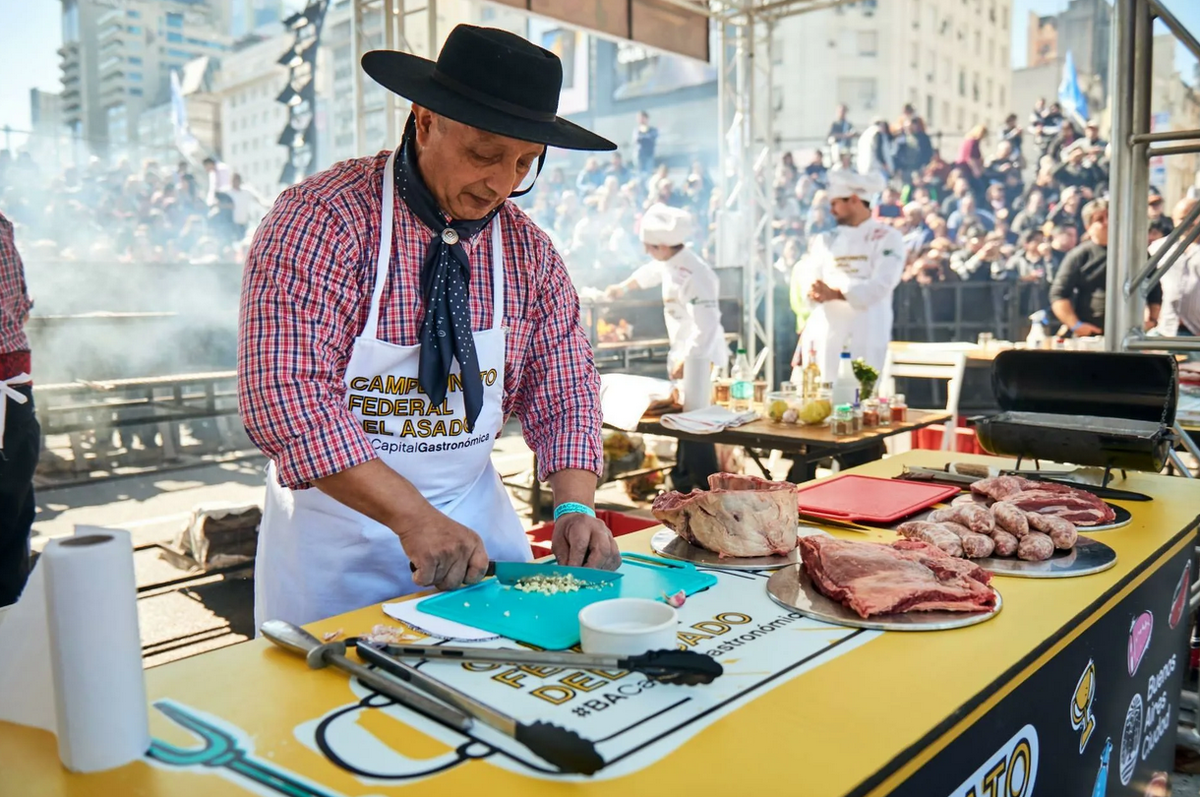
254, 150, 530, 629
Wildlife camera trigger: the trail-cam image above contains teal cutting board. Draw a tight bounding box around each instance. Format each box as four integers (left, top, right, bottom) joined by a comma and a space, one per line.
414, 554, 718, 650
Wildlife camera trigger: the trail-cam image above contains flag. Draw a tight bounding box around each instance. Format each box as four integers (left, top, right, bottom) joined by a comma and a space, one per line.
170, 69, 203, 162
1058, 50, 1089, 125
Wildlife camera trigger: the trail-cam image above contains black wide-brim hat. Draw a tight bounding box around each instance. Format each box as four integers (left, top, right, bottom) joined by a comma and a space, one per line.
362, 25, 616, 152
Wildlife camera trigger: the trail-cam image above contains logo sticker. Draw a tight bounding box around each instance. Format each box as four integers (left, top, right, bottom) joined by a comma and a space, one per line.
1170, 563, 1191, 629
1128, 612, 1154, 676
1121, 693, 1143, 786
1071, 659, 1098, 753
948, 724, 1038, 797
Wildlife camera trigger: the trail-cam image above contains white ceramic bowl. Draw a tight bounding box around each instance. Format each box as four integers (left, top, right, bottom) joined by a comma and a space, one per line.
578, 598, 679, 656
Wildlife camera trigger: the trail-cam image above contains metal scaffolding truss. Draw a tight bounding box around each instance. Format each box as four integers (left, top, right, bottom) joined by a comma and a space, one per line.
1107, 0, 1200, 477
350, 0, 438, 153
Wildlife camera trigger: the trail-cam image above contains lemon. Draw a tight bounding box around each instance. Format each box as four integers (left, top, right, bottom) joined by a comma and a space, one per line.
767, 399, 789, 421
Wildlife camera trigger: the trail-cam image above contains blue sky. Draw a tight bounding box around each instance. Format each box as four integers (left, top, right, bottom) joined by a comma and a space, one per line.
1, 0, 1198, 149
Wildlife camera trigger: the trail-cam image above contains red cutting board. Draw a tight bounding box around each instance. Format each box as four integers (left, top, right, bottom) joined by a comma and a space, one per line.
795, 474, 961, 524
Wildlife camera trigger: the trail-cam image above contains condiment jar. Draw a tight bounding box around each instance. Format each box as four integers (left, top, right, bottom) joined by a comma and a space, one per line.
891, 393, 908, 423
831, 404, 855, 436
861, 399, 880, 428
877, 396, 892, 425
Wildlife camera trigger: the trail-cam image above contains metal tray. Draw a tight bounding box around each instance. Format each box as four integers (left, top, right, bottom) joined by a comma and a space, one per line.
649, 528, 817, 570
975, 535, 1117, 578
765, 563, 1002, 631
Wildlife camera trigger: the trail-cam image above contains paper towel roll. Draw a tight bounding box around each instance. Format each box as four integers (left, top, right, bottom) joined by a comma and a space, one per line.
682, 355, 713, 412
0, 528, 149, 772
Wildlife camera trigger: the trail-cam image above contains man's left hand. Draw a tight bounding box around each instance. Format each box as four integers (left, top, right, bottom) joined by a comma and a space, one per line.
552, 513, 622, 570
809, 280, 844, 303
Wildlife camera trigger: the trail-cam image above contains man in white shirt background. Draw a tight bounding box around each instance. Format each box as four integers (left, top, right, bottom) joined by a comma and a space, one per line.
1152, 197, 1200, 341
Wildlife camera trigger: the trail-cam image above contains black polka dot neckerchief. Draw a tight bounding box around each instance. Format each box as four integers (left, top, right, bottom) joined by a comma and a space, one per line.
393, 129, 499, 433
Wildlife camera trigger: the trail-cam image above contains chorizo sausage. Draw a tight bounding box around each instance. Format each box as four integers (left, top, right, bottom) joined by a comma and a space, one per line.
992, 530, 1019, 557
896, 521, 964, 557
1025, 513, 1078, 549
992, 501, 1029, 538
928, 504, 995, 535
1017, 532, 1055, 562
961, 532, 996, 559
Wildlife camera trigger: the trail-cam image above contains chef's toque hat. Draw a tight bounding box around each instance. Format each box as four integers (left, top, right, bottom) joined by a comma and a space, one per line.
827, 171, 885, 202
640, 203, 694, 246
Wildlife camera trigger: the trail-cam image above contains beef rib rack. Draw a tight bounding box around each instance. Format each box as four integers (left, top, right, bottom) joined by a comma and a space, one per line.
652, 473, 799, 558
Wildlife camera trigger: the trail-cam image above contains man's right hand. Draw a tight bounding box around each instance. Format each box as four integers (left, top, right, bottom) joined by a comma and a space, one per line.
400, 512, 489, 592
1074, 322, 1103, 337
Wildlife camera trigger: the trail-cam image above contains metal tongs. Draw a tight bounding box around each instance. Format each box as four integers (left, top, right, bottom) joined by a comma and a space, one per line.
353, 640, 725, 686
262, 620, 605, 775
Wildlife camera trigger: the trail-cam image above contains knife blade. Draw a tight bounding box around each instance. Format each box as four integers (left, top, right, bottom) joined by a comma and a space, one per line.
486, 561, 624, 586
408, 560, 625, 586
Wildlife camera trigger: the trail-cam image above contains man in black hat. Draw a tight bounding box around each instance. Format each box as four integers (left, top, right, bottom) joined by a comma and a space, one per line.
240, 25, 621, 628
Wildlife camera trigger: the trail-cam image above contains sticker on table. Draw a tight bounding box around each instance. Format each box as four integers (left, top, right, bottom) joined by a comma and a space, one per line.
1091, 737, 1113, 797
1070, 658, 1097, 754
947, 723, 1038, 797
1142, 654, 1177, 763
1169, 563, 1191, 629
1127, 611, 1153, 677
146, 699, 349, 797
1120, 694, 1143, 786
293, 569, 879, 783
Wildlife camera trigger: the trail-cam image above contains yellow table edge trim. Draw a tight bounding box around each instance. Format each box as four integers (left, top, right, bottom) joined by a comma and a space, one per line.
861, 527, 1198, 796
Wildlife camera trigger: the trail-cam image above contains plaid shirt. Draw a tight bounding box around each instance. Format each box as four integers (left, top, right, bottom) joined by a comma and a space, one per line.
0, 213, 32, 358
238, 151, 603, 490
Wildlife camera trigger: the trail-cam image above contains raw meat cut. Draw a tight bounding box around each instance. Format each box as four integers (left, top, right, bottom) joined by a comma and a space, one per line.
798, 536, 996, 618
969, 476, 1115, 526
1004, 488, 1114, 526
652, 473, 799, 557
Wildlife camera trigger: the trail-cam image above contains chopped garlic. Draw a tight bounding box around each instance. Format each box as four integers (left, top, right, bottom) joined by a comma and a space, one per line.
513, 573, 592, 595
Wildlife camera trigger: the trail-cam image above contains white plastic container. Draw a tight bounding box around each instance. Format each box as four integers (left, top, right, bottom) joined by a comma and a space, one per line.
578, 599, 679, 656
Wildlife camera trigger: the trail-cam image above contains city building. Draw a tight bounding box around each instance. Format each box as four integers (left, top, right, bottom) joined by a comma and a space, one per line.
230, 0, 306, 38
1011, 0, 1111, 144
27, 89, 68, 169
58, 0, 231, 161
211, 32, 293, 196
773, 0, 1014, 151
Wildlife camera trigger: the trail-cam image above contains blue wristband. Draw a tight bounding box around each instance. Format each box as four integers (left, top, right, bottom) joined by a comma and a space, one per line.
553, 502, 596, 521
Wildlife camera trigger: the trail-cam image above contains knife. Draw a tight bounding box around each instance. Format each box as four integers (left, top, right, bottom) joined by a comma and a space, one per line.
409, 560, 624, 586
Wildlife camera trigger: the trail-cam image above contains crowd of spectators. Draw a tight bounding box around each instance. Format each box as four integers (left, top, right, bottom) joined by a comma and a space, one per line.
0, 150, 269, 264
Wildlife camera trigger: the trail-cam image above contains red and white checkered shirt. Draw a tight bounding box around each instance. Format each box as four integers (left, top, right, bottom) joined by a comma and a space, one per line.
238, 151, 603, 490
0, 213, 32, 365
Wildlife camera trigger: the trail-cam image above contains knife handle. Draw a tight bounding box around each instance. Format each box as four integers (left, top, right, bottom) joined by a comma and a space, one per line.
409, 561, 499, 577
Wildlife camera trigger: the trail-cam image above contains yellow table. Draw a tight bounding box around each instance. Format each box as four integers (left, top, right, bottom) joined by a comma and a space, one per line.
5, 450, 1199, 796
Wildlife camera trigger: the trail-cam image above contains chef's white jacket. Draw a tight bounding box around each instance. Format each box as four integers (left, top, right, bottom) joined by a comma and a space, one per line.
630, 247, 728, 374
796, 218, 906, 377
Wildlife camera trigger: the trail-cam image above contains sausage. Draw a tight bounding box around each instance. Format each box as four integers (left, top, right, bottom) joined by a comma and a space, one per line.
938, 521, 973, 538
1026, 511, 1077, 538
952, 493, 985, 507
1025, 513, 1078, 549
961, 532, 996, 559
928, 504, 995, 535
992, 502, 1030, 538
992, 530, 1019, 557
896, 521, 964, 557
1017, 532, 1055, 562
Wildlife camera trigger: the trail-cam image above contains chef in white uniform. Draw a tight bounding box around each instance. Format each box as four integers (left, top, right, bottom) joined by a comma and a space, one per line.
239, 26, 621, 629
606, 203, 728, 379
796, 171, 906, 377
